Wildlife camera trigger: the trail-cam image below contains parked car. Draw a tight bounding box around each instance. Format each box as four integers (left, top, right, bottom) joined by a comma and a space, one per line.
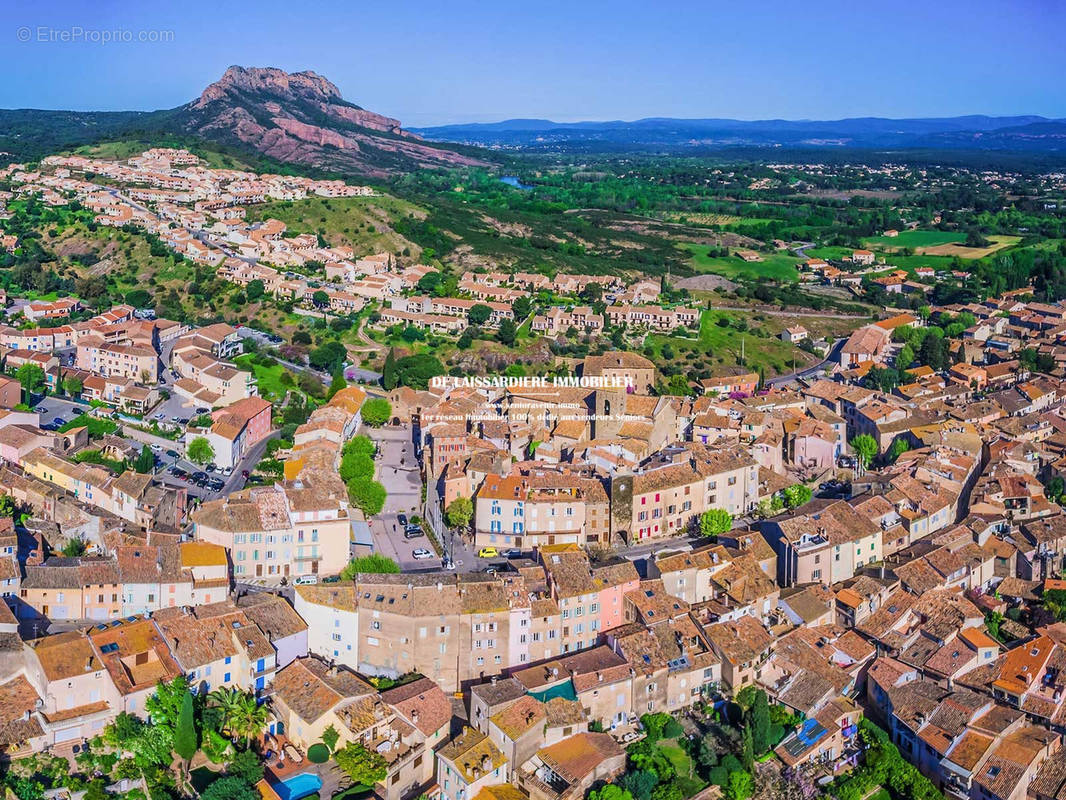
153, 412, 165, 420
165, 450, 179, 459
205, 464, 215, 472
504, 548, 523, 559
294, 575, 319, 585
52, 417, 65, 427
412, 549, 434, 560
403, 526, 425, 539
477, 547, 499, 559
195, 407, 210, 414
150, 444, 161, 452
397, 513, 409, 528
220, 466, 233, 476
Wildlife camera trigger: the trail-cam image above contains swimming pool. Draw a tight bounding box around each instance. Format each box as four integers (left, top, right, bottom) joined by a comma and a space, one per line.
275, 772, 323, 800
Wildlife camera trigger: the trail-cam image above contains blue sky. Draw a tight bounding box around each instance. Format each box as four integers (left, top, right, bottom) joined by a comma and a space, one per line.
4, 0, 1065, 125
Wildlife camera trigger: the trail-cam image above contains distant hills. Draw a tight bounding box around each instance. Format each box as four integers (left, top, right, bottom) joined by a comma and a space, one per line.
0, 66, 490, 177
2, 69, 1064, 175
413, 115, 1066, 152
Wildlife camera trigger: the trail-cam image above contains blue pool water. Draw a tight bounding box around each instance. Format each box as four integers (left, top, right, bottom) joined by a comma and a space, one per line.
275, 772, 323, 800
499, 175, 533, 190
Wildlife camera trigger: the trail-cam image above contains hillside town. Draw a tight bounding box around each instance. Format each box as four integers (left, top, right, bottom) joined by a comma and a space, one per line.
2, 147, 1066, 800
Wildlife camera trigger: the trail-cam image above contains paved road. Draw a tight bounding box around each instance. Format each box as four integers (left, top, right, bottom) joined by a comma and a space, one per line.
366, 423, 438, 570
766, 337, 845, 387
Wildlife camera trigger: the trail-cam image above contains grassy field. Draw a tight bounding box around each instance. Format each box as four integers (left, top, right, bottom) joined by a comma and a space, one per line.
645, 309, 817, 377
244, 194, 426, 257
683, 243, 799, 282
863, 230, 964, 249
233, 354, 292, 402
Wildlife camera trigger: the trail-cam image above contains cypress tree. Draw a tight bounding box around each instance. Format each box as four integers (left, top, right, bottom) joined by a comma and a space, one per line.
174, 690, 198, 764
382, 347, 397, 391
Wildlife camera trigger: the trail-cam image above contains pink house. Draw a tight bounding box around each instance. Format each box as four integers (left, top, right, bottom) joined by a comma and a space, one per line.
594, 564, 640, 633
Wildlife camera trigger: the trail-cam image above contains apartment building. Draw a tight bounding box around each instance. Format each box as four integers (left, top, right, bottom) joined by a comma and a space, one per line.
192, 482, 351, 580
473, 471, 610, 550
76, 338, 159, 383
610, 444, 759, 542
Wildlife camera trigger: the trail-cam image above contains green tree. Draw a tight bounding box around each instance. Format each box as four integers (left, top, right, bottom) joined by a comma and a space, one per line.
334, 741, 388, 786
62, 376, 83, 397
322, 723, 341, 753
209, 688, 267, 746
740, 724, 754, 770
312, 289, 330, 308
468, 304, 493, 326
245, 279, 265, 301
228, 749, 264, 785
750, 690, 771, 754
187, 436, 215, 465
343, 435, 376, 457
850, 434, 878, 470
327, 370, 347, 400
201, 776, 258, 800
888, 438, 912, 463
15, 363, 45, 402
125, 288, 152, 308
61, 537, 86, 557
699, 508, 733, 538
445, 497, 474, 529
339, 451, 374, 483
341, 553, 401, 579
173, 691, 198, 766
590, 786, 633, 800
362, 397, 392, 427
726, 771, 753, 800
782, 484, 812, 510
310, 341, 348, 373
497, 318, 518, 346
382, 348, 397, 391
146, 675, 192, 727
513, 296, 533, 320
134, 444, 155, 474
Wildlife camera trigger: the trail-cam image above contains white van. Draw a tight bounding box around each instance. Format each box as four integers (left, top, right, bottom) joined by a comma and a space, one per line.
294, 575, 319, 586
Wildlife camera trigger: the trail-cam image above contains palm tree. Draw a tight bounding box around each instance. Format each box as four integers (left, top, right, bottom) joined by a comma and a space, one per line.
227, 691, 268, 746
207, 688, 243, 741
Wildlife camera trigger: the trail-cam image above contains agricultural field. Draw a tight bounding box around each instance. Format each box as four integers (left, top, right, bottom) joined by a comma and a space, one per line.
864, 230, 965, 249
919, 234, 1021, 258
664, 212, 745, 226
683, 243, 800, 282
863, 230, 1022, 259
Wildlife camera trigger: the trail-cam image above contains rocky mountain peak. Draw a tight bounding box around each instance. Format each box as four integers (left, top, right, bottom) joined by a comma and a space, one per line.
195, 65, 346, 108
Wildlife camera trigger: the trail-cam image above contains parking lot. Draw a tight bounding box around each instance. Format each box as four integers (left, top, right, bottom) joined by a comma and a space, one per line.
32, 396, 87, 429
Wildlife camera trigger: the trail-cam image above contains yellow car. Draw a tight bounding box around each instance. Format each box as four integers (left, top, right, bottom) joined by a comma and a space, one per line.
477, 547, 499, 559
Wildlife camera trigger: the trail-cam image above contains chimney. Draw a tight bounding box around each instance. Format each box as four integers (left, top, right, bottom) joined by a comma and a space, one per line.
481, 755, 492, 773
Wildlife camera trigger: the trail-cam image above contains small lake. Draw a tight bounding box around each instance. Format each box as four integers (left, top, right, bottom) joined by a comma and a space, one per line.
499, 175, 533, 190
